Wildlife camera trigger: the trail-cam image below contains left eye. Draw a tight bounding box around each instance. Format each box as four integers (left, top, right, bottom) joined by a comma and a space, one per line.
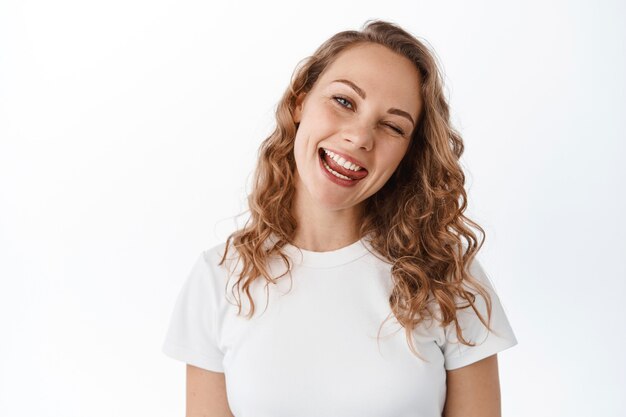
385, 124, 405, 136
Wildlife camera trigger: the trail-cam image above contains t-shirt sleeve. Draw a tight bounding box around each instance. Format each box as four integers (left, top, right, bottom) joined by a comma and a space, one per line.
161, 251, 225, 372
440, 257, 518, 370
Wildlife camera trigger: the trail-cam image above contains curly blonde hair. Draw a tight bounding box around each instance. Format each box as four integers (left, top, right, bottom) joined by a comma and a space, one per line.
218, 19, 494, 359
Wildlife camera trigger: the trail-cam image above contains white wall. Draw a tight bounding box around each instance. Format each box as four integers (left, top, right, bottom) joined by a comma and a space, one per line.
1, 0, 624, 416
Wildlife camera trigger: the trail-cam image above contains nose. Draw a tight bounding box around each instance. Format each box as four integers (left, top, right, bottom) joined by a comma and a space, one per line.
342, 122, 374, 151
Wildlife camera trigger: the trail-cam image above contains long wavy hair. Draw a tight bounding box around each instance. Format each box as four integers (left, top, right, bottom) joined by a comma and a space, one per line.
218, 19, 494, 359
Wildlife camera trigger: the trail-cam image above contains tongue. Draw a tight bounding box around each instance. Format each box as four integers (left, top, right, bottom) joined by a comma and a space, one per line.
322, 152, 368, 180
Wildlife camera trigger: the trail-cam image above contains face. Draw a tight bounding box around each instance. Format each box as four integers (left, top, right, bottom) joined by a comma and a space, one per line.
292, 42, 423, 213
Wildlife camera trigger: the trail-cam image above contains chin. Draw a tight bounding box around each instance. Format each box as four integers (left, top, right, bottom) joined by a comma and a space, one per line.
314, 191, 362, 211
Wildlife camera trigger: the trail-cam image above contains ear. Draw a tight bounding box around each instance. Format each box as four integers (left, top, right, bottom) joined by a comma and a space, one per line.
293, 92, 307, 124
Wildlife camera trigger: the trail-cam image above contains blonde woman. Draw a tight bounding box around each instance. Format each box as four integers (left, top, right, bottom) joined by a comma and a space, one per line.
163, 19, 518, 417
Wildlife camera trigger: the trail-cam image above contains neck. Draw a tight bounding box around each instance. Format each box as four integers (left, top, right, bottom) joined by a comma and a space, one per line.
290, 175, 364, 252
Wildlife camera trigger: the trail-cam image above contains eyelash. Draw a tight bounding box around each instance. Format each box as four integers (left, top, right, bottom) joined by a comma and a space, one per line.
332, 95, 406, 136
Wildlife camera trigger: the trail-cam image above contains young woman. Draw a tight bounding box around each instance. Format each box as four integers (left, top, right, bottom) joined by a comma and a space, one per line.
163, 19, 518, 417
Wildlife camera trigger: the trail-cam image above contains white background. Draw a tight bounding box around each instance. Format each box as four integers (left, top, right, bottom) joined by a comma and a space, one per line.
1, 0, 624, 416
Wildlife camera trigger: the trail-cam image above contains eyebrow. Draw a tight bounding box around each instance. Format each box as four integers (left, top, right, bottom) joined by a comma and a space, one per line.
331, 79, 416, 127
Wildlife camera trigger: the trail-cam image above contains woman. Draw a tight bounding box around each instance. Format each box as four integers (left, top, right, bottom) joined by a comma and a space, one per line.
163, 19, 518, 417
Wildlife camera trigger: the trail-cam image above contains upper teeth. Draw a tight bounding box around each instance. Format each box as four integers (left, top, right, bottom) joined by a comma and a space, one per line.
323, 148, 363, 171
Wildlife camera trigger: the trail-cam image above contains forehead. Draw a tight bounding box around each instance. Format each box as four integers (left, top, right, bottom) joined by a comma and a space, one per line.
317, 43, 422, 113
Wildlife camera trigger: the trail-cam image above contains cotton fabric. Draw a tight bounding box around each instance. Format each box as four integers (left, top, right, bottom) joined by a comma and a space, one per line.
162, 236, 518, 417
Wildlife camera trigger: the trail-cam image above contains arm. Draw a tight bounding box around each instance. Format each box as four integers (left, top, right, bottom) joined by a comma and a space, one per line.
186, 364, 235, 417
442, 354, 502, 417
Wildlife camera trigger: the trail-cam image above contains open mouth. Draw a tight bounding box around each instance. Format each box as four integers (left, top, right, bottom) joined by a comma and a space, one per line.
318, 148, 368, 181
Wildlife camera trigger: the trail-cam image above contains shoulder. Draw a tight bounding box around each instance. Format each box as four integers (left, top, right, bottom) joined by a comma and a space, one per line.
197, 240, 247, 294
175, 242, 235, 300
464, 256, 497, 293
198, 240, 243, 272
201, 241, 229, 264
437, 255, 518, 370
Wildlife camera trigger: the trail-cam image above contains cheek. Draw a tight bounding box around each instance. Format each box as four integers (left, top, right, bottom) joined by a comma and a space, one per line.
292, 129, 317, 171
292, 133, 307, 164
303, 104, 340, 134
378, 143, 409, 171
394, 148, 410, 168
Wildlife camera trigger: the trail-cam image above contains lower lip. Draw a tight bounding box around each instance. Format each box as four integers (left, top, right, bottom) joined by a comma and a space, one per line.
318, 150, 364, 187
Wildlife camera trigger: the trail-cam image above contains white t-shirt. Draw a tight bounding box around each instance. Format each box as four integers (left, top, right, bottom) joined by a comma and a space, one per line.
162, 236, 518, 417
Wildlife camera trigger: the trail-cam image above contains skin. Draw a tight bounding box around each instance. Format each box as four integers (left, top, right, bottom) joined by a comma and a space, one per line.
186, 364, 234, 417
443, 354, 502, 417
291, 42, 422, 251
293, 42, 504, 416
185, 42, 503, 416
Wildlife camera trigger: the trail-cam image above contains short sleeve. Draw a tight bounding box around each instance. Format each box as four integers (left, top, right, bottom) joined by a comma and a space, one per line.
161, 251, 225, 372
440, 258, 518, 370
